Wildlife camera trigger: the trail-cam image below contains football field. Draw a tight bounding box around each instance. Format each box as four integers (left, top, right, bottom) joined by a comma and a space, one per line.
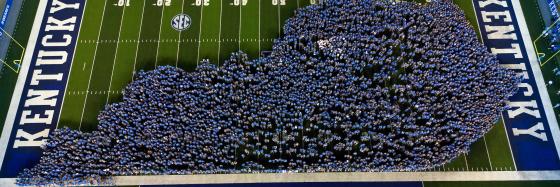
57, 0, 515, 172
2, 0, 560, 186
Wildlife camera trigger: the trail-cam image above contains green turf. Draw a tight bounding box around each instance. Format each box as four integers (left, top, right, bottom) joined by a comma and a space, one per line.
0, 0, 40, 135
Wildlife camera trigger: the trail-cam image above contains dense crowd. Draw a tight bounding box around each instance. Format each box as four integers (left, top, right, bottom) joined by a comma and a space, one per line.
17, 0, 519, 186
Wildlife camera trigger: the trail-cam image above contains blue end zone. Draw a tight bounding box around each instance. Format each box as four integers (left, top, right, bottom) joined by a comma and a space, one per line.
0, 0, 13, 37
473, 0, 560, 170
0, 0, 85, 178
144, 182, 423, 187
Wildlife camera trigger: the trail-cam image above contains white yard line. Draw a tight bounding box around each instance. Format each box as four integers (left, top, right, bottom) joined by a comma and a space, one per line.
501, 115, 518, 170
238, 0, 241, 51
258, 0, 261, 54
79, 0, 109, 130
154, 2, 166, 66
105, 2, 127, 105
0, 0, 48, 171
463, 154, 469, 171
132, 0, 147, 79
57, 0, 89, 128
196, 3, 204, 65
175, 0, 186, 67
512, 0, 560, 164
482, 136, 494, 170
277, 1, 281, 35
217, 0, 223, 65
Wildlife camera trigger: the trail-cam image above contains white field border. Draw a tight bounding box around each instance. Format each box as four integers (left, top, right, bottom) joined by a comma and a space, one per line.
0, 0, 48, 171
511, 0, 560, 161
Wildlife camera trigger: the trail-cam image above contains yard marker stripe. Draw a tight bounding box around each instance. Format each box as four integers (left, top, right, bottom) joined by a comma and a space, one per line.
482, 136, 494, 170
155, 2, 166, 66
79, 0, 108, 129
132, 0, 147, 79
217, 0, 223, 65
196, 2, 204, 65
106, 2, 127, 105
175, 0, 186, 66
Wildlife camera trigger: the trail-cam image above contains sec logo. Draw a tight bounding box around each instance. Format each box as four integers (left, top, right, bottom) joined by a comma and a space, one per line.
171, 14, 191, 31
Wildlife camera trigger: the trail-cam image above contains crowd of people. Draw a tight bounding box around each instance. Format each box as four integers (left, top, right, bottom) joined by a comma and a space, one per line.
17, 0, 520, 186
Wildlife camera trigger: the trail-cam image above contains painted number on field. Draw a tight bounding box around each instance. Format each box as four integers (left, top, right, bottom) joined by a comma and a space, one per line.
115, 0, 130, 6
155, 0, 171, 6
194, 0, 210, 6
272, 0, 286, 5
231, 0, 248, 6
310, 0, 317, 4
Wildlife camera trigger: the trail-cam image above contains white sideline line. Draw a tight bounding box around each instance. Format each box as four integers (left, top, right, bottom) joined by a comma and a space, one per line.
511, 0, 560, 162
78, 0, 109, 130
3, 171, 560, 186
132, 0, 147, 79
57, 0, 88, 128
83, 171, 560, 185
0, 0, 48, 171
155, 2, 166, 66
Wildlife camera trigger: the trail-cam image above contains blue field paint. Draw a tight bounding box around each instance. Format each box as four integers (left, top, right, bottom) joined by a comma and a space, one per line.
473, 0, 560, 170
0, 0, 85, 178
0, 0, 13, 37
143, 182, 423, 187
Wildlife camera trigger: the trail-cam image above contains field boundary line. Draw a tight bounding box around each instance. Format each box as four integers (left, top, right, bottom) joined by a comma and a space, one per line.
78, 0, 109, 130
0, 0, 48, 170
57, 0, 88, 128
132, 0, 147, 79
511, 0, 560, 162
106, 1, 127, 105
116, 170, 560, 184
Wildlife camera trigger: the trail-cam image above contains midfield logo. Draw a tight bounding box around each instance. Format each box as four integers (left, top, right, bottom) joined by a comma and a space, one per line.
171, 13, 191, 31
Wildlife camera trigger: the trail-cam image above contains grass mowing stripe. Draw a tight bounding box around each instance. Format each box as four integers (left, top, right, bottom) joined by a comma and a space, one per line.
260, 0, 280, 52
240, 0, 260, 58
156, 0, 185, 66
59, 0, 107, 130
219, 0, 240, 62
108, 0, 146, 104
81, 1, 125, 132
279, 0, 299, 35
135, 0, 164, 72
178, 2, 202, 71
106, 3, 128, 104
198, 0, 222, 65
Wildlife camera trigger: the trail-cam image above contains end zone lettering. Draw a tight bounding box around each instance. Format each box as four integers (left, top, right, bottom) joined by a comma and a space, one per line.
0, 0, 84, 178
474, 0, 560, 170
